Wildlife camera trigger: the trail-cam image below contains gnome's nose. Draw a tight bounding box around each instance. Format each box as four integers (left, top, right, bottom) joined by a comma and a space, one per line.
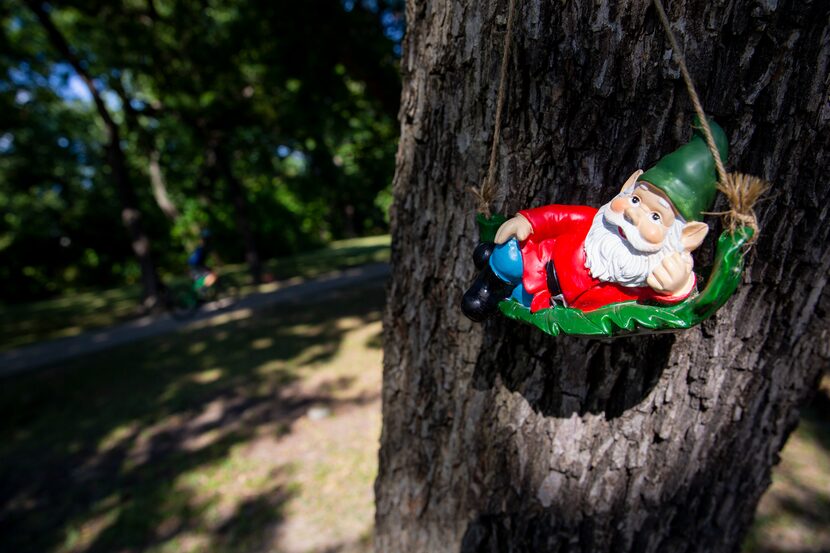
624, 208, 638, 225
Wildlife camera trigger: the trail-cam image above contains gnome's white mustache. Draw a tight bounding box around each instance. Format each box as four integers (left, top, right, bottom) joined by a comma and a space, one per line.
584, 202, 686, 288
601, 206, 662, 253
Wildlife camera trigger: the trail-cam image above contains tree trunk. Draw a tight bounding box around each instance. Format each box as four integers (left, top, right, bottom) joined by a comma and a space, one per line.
27, 1, 165, 308
107, 128, 165, 309
376, 1, 830, 552
147, 149, 180, 221
221, 154, 263, 283
206, 137, 263, 284
113, 79, 181, 222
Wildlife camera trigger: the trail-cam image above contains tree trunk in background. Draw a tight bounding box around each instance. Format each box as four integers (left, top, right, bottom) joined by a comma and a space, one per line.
215, 146, 263, 284
107, 129, 165, 309
199, 132, 263, 283
114, 80, 181, 222
26, 1, 165, 308
376, 1, 830, 552
147, 149, 180, 222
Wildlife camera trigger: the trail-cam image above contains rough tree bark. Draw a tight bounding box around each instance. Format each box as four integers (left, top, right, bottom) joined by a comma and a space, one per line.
26, 1, 165, 308
376, 1, 830, 552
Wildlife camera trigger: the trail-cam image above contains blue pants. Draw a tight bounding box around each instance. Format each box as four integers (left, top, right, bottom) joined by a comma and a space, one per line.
489, 238, 532, 307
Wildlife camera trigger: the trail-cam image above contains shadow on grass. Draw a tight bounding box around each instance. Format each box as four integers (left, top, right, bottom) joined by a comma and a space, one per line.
211, 481, 294, 553
0, 278, 385, 553
0, 284, 143, 352
316, 532, 374, 553
800, 381, 830, 459
0, 235, 390, 353
745, 373, 830, 553
365, 329, 383, 350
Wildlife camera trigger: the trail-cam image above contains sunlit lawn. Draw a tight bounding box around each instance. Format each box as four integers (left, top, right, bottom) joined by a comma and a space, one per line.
746, 376, 830, 553
0, 235, 390, 352
0, 276, 385, 553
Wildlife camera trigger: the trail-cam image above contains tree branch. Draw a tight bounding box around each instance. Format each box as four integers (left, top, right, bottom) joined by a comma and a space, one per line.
24, 1, 118, 134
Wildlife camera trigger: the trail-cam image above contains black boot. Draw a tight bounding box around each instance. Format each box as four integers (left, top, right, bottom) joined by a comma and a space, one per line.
461, 265, 514, 322
472, 242, 495, 270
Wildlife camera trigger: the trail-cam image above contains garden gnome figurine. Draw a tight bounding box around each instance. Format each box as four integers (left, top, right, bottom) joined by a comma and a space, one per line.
461, 118, 728, 322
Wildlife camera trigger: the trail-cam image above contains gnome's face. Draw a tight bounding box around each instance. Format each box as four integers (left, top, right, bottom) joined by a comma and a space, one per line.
606, 181, 679, 253
584, 170, 709, 288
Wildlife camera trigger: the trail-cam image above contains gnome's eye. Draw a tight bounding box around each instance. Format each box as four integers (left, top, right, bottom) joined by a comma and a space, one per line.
651, 212, 661, 222
631, 196, 640, 205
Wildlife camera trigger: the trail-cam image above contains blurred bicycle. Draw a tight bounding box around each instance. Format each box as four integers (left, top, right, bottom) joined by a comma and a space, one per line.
167, 272, 237, 320
168, 230, 237, 319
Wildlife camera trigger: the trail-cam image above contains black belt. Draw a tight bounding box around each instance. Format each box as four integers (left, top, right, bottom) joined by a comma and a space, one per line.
545, 260, 563, 304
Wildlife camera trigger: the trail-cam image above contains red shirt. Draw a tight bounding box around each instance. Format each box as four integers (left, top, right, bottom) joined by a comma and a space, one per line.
517, 205, 692, 312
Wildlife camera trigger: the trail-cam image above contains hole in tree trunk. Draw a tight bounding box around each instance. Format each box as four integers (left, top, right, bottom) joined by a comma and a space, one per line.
472, 322, 676, 420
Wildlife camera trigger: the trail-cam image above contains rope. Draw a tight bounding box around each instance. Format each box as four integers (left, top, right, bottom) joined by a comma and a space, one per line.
470, 0, 765, 238
652, 0, 727, 186
471, 0, 518, 217
652, 0, 767, 240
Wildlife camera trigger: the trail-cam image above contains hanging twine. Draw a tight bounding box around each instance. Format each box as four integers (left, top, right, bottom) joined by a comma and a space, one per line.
470, 0, 518, 217
652, 0, 768, 241
471, 0, 766, 237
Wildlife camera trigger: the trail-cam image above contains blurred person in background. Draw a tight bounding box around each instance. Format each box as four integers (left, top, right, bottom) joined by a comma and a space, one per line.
188, 230, 218, 290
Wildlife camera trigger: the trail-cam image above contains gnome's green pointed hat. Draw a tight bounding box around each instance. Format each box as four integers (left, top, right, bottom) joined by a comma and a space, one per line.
640, 117, 728, 221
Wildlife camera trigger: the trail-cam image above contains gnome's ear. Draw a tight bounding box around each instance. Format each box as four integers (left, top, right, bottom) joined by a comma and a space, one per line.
620, 170, 644, 194
681, 221, 709, 252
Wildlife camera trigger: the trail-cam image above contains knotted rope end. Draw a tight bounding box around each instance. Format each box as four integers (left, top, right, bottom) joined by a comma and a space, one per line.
469, 185, 492, 218
715, 172, 769, 244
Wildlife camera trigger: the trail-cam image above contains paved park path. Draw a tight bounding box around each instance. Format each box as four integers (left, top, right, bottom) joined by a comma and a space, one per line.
0, 263, 390, 377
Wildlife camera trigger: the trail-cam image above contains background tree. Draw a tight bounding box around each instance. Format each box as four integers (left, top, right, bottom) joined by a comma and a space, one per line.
0, 0, 403, 302
375, 1, 830, 552
0, 14, 132, 298
25, 0, 166, 307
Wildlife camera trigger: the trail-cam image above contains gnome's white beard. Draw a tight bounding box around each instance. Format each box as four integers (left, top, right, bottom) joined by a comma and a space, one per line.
584, 202, 686, 287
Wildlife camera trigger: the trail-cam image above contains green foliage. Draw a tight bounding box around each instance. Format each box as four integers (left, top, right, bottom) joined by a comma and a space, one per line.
0, 0, 402, 302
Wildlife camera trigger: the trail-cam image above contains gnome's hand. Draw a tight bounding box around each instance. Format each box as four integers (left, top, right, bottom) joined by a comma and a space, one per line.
647, 252, 695, 296
495, 214, 532, 244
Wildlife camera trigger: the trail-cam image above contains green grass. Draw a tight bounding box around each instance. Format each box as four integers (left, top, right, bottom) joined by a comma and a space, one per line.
0, 276, 385, 553
0, 284, 145, 352
0, 235, 390, 352
263, 234, 390, 281
745, 376, 830, 552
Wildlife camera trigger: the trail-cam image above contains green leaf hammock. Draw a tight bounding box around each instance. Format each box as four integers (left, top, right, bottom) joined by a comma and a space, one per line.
476, 213, 752, 338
